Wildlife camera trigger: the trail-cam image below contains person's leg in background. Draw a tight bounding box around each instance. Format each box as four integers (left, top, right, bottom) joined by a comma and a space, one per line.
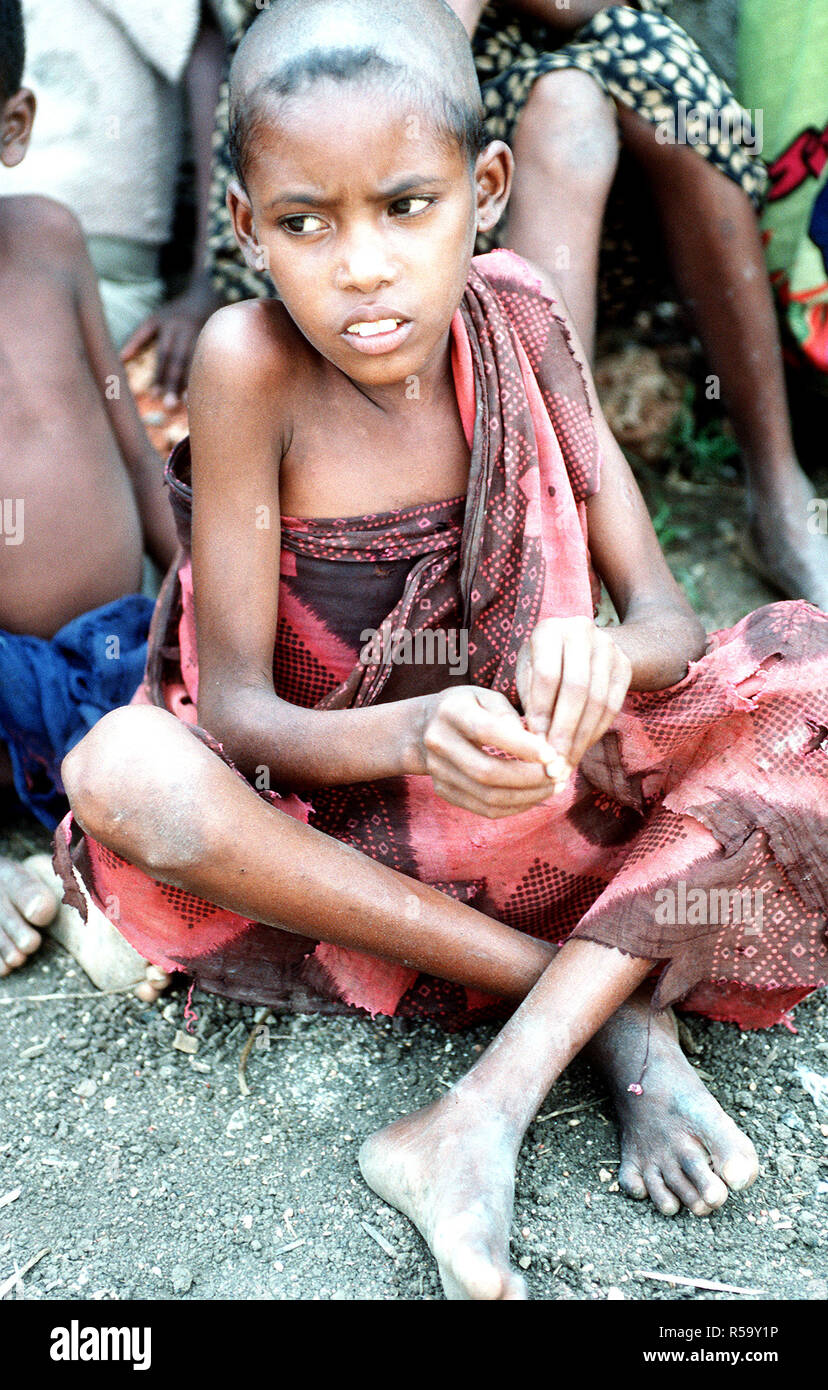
503, 64, 828, 607
614, 104, 828, 609
506, 68, 619, 363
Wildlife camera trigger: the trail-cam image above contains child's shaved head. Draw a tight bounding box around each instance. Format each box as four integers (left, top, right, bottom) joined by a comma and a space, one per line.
0, 0, 25, 102
229, 0, 485, 185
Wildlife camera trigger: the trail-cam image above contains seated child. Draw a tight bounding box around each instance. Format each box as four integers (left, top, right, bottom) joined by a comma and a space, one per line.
0, 0, 176, 994
60, 0, 828, 1299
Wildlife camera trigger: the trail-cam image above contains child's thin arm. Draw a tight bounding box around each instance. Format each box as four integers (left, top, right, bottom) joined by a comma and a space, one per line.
572, 289, 708, 688
189, 306, 432, 786
586, 414, 708, 689
535, 260, 706, 687
516, 266, 707, 771
70, 213, 178, 571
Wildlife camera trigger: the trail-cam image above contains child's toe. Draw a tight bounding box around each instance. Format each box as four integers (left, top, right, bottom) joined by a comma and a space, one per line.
618, 1159, 647, 1200
661, 1162, 712, 1215
643, 1167, 681, 1216
679, 1148, 729, 1209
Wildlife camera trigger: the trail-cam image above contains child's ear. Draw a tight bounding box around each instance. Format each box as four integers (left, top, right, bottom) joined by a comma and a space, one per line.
474, 141, 513, 236
226, 179, 269, 274
0, 89, 36, 168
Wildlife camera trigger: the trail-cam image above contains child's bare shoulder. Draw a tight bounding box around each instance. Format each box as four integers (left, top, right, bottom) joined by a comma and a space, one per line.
192, 298, 318, 401
0, 194, 87, 268
189, 300, 322, 474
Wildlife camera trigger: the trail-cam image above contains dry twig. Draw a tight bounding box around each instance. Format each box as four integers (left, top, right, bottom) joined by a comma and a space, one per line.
361, 1220, 398, 1259
634, 1269, 767, 1296
0, 1247, 49, 1299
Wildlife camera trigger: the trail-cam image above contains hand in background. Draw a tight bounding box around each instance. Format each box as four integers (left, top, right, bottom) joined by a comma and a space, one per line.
122, 272, 223, 405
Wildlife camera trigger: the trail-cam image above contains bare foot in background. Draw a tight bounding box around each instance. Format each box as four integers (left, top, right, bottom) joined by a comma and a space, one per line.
0, 855, 56, 975
0, 853, 170, 1002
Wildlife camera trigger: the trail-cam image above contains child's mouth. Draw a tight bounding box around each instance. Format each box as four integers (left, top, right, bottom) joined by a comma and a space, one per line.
341, 316, 413, 355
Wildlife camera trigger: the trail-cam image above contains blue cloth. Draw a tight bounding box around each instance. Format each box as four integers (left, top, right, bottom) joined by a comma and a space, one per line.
0, 594, 154, 829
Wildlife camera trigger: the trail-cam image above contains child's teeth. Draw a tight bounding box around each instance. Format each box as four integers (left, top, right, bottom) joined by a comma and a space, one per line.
348, 319, 400, 336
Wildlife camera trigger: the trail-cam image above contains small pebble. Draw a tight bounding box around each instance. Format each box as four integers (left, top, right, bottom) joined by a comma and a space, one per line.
171, 1265, 192, 1294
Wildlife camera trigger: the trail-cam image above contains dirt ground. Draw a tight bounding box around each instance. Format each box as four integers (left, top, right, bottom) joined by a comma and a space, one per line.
3, 448, 828, 1303
1, 930, 827, 1303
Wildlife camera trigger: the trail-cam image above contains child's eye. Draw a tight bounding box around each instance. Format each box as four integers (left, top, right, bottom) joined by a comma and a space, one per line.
390, 196, 432, 217
280, 214, 327, 235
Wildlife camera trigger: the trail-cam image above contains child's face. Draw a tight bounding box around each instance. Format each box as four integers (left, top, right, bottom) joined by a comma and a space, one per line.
228, 80, 511, 388
0, 87, 35, 169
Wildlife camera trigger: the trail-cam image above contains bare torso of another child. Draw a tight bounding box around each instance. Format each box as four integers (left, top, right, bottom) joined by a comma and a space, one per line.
0, 196, 144, 639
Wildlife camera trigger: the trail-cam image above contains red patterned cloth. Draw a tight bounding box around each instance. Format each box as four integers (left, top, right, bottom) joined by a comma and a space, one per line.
56, 251, 828, 1030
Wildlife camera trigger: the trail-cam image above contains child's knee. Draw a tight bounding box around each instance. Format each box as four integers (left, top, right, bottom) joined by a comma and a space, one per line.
518, 70, 619, 180
62, 706, 205, 875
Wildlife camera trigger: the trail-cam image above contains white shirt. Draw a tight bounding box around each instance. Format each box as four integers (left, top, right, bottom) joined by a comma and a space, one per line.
5, 0, 201, 245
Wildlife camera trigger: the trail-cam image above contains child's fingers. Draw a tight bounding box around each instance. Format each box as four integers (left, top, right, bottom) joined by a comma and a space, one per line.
427, 753, 564, 817
564, 639, 632, 769
427, 727, 552, 790
524, 628, 563, 737
566, 637, 615, 767
120, 315, 159, 364
454, 689, 558, 766
546, 632, 594, 766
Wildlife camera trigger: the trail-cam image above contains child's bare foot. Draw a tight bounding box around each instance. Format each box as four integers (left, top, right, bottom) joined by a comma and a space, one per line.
744, 468, 828, 610
359, 1102, 527, 1300
21, 854, 171, 1002
591, 1000, 759, 1217
0, 855, 58, 974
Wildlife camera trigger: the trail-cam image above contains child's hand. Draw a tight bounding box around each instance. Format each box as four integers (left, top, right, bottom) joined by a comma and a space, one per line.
415, 686, 571, 818
516, 616, 632, 775
121, 276, 223, 405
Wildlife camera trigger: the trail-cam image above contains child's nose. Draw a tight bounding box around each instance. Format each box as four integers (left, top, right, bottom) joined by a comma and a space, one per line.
335, 228, 396, 293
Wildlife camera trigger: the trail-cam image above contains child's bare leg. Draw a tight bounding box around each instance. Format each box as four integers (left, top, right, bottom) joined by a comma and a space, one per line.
62, 706, 758, 1231
615, 106, 828, 607
360, 938, 652, 1298
62, 707, 555, 999
506, 70, 619, 361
